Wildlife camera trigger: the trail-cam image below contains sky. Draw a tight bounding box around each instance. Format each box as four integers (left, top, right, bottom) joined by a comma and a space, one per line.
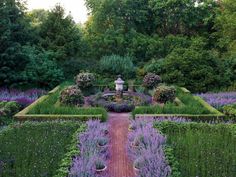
26, 0, 88, 24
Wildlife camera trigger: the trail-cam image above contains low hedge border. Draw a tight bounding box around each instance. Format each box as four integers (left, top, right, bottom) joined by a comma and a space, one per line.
134, 87, 226, 122
54, 124, 86, 177
14, 86, 106, 122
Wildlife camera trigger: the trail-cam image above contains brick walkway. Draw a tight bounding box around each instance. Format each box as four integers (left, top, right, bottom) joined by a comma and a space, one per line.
108, 113, 135, 177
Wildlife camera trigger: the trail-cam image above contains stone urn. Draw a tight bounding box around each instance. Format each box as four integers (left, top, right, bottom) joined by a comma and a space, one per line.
115, 76, 124, 102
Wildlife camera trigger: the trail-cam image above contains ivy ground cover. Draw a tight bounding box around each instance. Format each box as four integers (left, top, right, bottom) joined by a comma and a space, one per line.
0, 121, 84, 177
155, 121, 236, 177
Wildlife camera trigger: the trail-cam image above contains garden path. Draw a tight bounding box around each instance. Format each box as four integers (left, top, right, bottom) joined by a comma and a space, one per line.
108, 113, 135, 177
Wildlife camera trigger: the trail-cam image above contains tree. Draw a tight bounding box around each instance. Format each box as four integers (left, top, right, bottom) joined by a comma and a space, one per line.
0, 0, 32, 86
215, 0, 236, 54
39, 4, 82, 61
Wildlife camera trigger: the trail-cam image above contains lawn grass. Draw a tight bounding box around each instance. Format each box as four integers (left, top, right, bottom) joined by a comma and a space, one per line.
0, 121, 85, 177
155, 122, 236, 177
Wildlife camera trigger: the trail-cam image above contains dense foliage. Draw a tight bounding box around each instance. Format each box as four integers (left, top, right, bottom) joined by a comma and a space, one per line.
0, 121, 84, 177
1, 0, 236, 92
155, 122, 236, 177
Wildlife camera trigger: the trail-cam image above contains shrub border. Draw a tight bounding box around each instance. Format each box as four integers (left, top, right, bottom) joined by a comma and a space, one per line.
14, 86, 104, 121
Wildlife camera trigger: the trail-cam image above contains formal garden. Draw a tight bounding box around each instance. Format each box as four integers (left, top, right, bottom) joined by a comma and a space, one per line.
1, 0, 236, 177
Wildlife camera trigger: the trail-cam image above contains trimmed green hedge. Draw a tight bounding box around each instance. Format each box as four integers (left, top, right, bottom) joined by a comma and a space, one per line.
15, 85, 108, 122
0, 121, 85, 177
155, 122, 236, 177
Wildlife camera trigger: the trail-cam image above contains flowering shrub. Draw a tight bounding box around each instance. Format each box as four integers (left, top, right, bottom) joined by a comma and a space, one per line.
59, 85, 84, 106
128, 119, 171, 177
153, 85, 176, 103
75, 72, 95, 88
69, 120, 109, 177
197, 92, 236, 109
143, 73, 162, 89
0, 88, 45, 107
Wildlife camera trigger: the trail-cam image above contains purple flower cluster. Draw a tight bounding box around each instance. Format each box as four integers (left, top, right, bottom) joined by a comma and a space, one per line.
197, 92, 236, 109
0, 88, 45, 107
69, 120, 109, 177
128, 119, 171, 177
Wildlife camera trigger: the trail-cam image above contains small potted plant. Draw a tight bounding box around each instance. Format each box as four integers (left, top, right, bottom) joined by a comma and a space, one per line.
102, 127, 109, 135
131, 137, 140, 148
133, 158, 143, 175
95, 159, 107, 173
97, 138, 108, 147
128, 124, 136, 131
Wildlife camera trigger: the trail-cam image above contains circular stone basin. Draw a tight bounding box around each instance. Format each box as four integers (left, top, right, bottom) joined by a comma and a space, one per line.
87, 91, 152, 113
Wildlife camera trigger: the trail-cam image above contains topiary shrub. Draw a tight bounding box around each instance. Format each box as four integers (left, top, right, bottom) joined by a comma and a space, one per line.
59, 86, 84, 106
153, 85, 176, 103
75, 72, 95, 89
143, 73, 162, 89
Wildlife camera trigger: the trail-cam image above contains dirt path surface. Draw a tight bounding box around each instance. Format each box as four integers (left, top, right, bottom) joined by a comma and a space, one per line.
108, 113, 135, 177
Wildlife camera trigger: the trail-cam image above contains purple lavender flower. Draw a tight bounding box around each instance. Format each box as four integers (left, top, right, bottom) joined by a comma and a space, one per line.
128, 119, 171, 177
196, 92, 236, 109
69, 120, 109, 177
0, 88, 45, 107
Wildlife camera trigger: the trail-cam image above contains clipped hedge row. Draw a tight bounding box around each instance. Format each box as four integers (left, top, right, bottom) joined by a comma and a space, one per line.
0, 121, 85, 177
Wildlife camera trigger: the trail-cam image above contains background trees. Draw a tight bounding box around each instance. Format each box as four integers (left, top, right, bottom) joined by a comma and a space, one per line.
0, 0, 235, 92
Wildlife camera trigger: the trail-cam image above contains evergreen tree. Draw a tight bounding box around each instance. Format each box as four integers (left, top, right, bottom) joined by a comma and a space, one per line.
0, 0, 31, 86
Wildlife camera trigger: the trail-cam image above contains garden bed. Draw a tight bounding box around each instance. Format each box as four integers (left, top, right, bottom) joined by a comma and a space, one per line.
14, 85, 107, 122
132, 87, 225, 122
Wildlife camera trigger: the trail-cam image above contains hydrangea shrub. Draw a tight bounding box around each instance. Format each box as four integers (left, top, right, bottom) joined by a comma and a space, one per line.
153, 85, 176, 103
75, 72, 95, 88
143, 73, 162, 89
59, 85, 84, 106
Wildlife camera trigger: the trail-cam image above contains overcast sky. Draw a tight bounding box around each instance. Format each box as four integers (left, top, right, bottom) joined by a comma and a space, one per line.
26, 0, 88, 24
